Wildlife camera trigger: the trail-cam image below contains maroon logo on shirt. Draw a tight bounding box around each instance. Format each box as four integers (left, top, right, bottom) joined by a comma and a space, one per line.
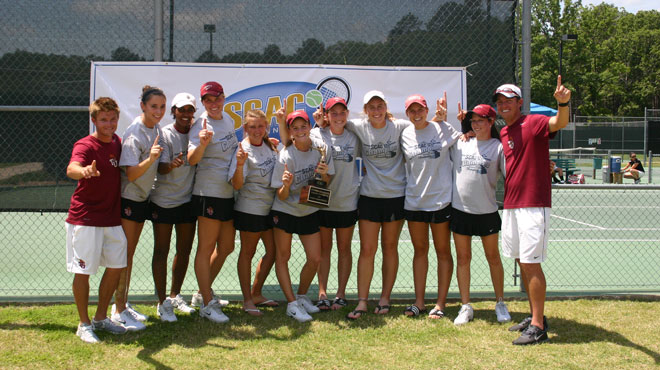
273, 215, 279, 224
508, 140, 514, 149
124, 206, 132, 217
152, 211, 158, 220
206, 206, 214, 216
78, 259, 86, 269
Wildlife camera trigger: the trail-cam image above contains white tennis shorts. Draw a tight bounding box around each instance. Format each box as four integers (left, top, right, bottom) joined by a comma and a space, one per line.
501, 207, 550, 263
65, 222, 127, 275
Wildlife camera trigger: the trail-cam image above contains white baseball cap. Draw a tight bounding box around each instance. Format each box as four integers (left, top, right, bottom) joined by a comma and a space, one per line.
363, 90, 386, 105
171, 92, 196, 109
492, 84, 521, 101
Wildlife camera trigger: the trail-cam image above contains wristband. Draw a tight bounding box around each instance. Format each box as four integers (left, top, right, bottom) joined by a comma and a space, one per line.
558, 102, 569, 107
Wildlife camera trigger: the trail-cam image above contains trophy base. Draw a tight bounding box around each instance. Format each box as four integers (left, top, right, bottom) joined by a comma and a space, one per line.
299, 185, 331, 208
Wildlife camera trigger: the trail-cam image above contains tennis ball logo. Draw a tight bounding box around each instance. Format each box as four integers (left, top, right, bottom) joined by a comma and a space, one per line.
305, 90, 323, 108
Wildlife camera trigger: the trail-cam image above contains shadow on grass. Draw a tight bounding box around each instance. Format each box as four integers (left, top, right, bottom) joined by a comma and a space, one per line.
105, 300, 391, 369
477, 309, 660, 365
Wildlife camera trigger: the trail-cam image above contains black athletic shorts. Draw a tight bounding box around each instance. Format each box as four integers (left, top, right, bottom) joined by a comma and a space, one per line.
450, 207, 501, 236
192, 195, 234, 221
270, 210, 319, 235
121, 198, 150, 223
357, 196, 405, 222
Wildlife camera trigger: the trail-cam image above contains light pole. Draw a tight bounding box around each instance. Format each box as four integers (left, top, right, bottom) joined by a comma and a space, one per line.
559, 34, 577, 77
204, 24, 216, 55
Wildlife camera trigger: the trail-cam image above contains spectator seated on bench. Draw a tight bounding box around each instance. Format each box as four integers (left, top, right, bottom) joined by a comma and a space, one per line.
551, 158, 579, 176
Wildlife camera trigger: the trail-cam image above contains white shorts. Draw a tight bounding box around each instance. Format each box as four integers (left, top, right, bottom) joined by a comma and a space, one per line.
501, 207, 550, 263
625, 170, 645, 179
65, 222, 127, 275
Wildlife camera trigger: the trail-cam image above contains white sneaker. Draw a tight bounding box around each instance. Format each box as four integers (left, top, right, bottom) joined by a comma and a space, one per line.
92, 317, 127, 334
296, 294, 320, 314
157, 298, 177, 322
199, 299, 229, 323
76, 323, 99, 343
111, 309, 147, 331
454, 303, 474, 325
112, 303, 148, 322
171, 294, 196, 314
286, 301, 313, 323
126, 303, 148, 321
495, 300, 512, 323
191, 290, 229, 308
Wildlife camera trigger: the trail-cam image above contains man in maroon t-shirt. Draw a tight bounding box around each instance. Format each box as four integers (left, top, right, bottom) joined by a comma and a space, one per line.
65, 97, 128, 343
494, 77, 571, 345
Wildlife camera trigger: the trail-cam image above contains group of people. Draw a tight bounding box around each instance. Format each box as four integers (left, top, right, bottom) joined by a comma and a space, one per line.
66, 76, 571, 346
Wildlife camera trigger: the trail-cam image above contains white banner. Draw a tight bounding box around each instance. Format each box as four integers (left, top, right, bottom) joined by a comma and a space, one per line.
90, 62, 467, 139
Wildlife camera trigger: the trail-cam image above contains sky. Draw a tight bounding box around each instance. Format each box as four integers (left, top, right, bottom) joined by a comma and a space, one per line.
581, 0, 660, 13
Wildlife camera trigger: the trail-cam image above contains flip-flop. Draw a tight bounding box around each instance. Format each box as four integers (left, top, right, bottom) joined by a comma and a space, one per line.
315, 299, 331, 311
428, 308, 445, 319
331, 297, 348, 310
404, 305, 427, 317
374, 304, 390, 315
346, 309, 367, 321
244, 308, 263, 316
255, 299, 279, 307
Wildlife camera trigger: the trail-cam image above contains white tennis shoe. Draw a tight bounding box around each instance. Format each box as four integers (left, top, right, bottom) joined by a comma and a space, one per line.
76, 323, 99, 343
157, 298, 177, 322
454, 303, 474, 325
199, 299, 229, 323
171, 294, 196, 314
296, 294, 320, 314
191, 290, 229, 308
495, 300, 512, 323
286, 301, 313, 323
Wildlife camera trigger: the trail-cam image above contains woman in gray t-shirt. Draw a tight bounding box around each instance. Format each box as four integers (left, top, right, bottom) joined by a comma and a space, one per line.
229, 109, 279, 316
400, 94, 460, 319
114, 85, 165, 330
450, 103, 511, 326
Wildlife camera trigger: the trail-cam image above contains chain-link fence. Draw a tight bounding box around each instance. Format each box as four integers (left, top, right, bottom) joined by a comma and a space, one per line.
2, 1, 659, 301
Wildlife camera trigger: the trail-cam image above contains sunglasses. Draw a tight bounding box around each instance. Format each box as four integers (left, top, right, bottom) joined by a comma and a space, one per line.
177, 106, 195, 113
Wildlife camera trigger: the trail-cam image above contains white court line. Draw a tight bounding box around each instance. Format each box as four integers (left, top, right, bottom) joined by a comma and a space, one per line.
557, 205, 660, 209
550, 214, 606, 230
549, 239, 660, 242
552, 227, 660, 231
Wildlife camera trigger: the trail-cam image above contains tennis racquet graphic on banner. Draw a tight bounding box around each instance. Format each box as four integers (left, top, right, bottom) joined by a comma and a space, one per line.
316, 76, 351, 108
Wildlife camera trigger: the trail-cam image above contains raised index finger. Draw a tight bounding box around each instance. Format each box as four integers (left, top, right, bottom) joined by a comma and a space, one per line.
557, 75, 562, 89
153, 135, 160, 146
458, 102, 462, 112
91, 160, 97, 171
203, 118, 207, 130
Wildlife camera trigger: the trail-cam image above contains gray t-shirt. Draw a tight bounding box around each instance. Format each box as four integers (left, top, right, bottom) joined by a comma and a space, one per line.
271, 137, 335, 217
345, 118, 409, 198
450, 138, 505, 214
401, 121, 460, 211
188, 112, 238, 199
228, 138, 278, 216
150, 123, 195, 208
310, 127, 360, 212
119, 116, 162, 202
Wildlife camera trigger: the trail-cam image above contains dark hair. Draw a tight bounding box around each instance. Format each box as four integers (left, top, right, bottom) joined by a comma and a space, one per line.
140, 85, 165, 104
462, 115, 501, 141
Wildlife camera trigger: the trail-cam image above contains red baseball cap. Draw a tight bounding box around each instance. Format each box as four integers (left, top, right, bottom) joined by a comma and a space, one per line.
325, 97, 347, 111
200, 81, 224, 98
404, 94, 428, 110
286, 110, 310, 127
467, 104, 496, 120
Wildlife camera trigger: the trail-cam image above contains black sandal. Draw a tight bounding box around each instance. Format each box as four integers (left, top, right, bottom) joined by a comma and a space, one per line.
346, 309, 367, 320
374, 304, 391, 315
404, 305, 427, 317
332, 297, 348, 308
315, 299, 331, 311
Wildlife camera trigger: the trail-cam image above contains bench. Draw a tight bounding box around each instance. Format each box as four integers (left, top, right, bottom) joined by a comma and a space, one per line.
551, 158, 579, 176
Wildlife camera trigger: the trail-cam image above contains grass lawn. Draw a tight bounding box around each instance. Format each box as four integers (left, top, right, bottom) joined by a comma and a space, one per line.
1, 298, 659, 369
